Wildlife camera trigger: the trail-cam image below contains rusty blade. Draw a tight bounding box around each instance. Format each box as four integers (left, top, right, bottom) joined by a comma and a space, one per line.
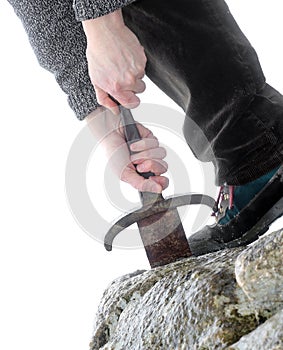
137, 205, 192, 268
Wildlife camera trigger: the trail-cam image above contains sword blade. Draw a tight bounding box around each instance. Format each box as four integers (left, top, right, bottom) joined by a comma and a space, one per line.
137, 206, 192, 268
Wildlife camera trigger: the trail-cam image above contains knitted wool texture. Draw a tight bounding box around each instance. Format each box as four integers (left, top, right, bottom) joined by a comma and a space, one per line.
7, 0, 136, 120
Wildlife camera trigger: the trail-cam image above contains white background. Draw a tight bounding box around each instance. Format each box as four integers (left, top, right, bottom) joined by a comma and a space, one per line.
1, 1, 283, 349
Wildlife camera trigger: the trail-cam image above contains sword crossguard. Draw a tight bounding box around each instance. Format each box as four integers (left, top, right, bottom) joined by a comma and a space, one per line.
104, 193, 216, 251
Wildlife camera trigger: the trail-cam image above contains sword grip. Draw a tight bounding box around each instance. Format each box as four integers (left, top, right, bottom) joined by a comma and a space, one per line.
119, 105, 165, 204
108, 96, 164, 204
120, 105, 155, 178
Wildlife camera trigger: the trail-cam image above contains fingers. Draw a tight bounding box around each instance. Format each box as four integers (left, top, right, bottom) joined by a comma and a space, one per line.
95, 85, 143, 111
121, 166, 169, 193
94, 85, 120, 115
131, 146, 168, 176
131, 79, 146, 93
127, 125, 168, 175
135, 159, 168, 175
112, 76, 146, 94
130, 138, 159, 152
131, 152, 167, 175
110, 90, 141, 109
120, 126, 169, 192
92, 63, 146, 110
130, 147, 167, 163
105, 78, 146, 109
94, 74, 146, 111
150, 175, 169, 191
135, 122, 157, 139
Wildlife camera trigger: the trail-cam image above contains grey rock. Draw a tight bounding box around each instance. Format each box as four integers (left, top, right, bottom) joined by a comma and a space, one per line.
89, 230, 283, 350
227, 309, 283, 350
235, 230, 283, 316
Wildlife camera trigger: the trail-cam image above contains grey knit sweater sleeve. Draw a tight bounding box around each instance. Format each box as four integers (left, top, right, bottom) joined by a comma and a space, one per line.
73, 0, 137, 21
7, 0, 136, 120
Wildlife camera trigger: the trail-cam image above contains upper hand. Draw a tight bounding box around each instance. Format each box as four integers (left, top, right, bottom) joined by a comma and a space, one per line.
83, 10, 147, 114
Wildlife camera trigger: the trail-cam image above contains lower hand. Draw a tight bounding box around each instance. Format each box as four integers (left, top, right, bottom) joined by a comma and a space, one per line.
86, 108, 169, 193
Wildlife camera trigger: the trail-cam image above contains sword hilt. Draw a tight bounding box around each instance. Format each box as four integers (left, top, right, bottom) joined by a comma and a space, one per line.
106, 97, 195, 268
110, 98, 164, 206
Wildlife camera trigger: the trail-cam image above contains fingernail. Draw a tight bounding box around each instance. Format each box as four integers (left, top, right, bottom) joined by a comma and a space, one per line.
138, 164, 145, 171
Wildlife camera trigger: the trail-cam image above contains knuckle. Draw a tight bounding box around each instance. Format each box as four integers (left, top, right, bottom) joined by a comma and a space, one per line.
154, 159, 162, 168
130, 154, 137, 162
160, 147, 167, 158
136, 64, 145, 73
143, 127, 151, 136
120, 170, 127, 182
141, 52, 147, 64
146, 159, 153, 168
97, 95, 107, 105
127, 78, 136, 88
140, 45, 146, 57
142, 150, 149, 158
148, 159, 156, 171
110, 81, 122, 93
152, 138, 159, 147
122, 96, 132, 104
125, 72, 136, 85
141, 139, 147, 149
140, 81, 146, 92
160, 160, 167, 169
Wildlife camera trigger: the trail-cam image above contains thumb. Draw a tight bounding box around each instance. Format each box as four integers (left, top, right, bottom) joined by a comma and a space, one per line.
94, 85, 120, 115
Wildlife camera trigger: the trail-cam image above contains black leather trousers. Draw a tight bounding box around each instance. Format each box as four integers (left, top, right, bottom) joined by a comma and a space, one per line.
123, 0, 283, 185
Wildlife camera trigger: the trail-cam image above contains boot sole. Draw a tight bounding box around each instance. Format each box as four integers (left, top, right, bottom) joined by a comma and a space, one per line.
224, 196, 283, 249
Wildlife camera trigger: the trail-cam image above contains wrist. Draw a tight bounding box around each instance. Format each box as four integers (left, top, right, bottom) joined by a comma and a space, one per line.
86, 107, 122, 140
85, 107, 106, 123
82, 9, 125, 39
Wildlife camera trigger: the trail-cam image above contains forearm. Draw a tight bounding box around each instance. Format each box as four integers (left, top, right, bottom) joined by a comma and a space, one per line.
82, 8, 125, 41
73, 0, 136, 21
86, 107, 121, 142
7, 0, 100, 120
